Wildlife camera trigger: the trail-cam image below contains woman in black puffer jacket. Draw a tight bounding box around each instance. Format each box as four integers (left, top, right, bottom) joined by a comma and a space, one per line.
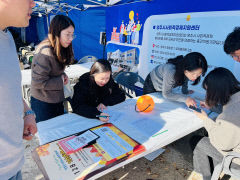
71, 59, 126, 122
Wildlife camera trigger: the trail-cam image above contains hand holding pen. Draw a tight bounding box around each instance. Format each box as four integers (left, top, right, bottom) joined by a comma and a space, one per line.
96, 113, 110, 122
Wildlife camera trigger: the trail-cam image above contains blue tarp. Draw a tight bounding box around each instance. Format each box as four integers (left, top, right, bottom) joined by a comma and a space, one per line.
26, 7, 105, 60
68, 8, 106, 60
26, 15, 48, 44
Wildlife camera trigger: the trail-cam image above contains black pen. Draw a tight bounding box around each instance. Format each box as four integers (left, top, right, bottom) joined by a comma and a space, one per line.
96, 115, 111, 118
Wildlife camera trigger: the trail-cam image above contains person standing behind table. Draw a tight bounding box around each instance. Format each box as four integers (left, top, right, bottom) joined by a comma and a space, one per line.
224, 27, 240, 63
143, 52, 208, 107
0, 0, 37, 180
31, 15, 75, 123
71, 60, 126, 122
190, 67, 240, 180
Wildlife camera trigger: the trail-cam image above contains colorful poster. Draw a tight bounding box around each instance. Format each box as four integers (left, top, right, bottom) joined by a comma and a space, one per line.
34, 124, 145, 180
109, 10, 143, 45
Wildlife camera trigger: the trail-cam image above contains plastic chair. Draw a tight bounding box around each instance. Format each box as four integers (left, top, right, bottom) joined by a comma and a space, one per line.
114, 71, 144, 98
211, 152, 240, 180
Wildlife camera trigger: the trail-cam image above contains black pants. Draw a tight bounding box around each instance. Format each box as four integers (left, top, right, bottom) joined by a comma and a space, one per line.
143, 74, 157, 95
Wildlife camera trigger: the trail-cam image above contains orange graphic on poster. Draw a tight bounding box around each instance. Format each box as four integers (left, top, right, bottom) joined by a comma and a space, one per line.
36, 144, 50, 156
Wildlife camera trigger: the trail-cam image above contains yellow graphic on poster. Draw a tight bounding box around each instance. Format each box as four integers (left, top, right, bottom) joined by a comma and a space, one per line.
186, 15, 191, 21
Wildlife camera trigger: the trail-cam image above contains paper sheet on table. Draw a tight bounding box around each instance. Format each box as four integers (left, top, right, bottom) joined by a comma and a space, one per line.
105, 93, 203, 150
130, 118, 165, 137
102, 109, 124, 123
109, 98, 137, 111
37, 113, 103, 145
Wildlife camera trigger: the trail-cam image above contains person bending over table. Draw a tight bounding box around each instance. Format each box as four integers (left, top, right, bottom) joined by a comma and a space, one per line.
71, 60, 126, 122
31, 15, 75, 123
143, 52, 208, 107
190, 67, 240, 180
224, 27, 240, 63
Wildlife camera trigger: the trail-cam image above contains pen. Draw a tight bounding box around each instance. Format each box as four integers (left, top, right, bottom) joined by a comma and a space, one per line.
152, 130, 168, 137
96, 115, 111, 118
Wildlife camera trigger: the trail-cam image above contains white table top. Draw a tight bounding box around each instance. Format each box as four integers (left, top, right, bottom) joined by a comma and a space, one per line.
36, 92, 204, 179
21, 62, 120, 86
21, 62, 94, 86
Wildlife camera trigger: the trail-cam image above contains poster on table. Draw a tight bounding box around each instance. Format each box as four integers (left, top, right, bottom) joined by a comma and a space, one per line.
33, 123, 145, 180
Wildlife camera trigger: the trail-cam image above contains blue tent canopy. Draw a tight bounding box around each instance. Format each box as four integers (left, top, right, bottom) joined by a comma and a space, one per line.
26, 0, 141, 60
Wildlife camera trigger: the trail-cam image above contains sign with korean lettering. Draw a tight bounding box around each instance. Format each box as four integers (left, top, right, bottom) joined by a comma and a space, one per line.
139, 11, 240, 81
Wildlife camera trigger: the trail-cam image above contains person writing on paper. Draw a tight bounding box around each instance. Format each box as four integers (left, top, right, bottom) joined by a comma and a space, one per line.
31, 15, 75, 123
191, 67, 240, 180
143, 52, 208, 107
71, 60, 126, 122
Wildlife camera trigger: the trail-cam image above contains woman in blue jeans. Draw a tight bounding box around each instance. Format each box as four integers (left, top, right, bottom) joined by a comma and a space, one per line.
30, 15, 75, 123
190, 67, 240, 180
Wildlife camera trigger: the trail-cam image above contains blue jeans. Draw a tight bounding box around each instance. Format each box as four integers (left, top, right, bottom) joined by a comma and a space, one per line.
31, 96, 64, 123
8, 171, 22, 180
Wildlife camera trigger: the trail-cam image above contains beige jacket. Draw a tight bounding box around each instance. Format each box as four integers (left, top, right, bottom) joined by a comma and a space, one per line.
203, 91, 240, 165
30, 42, 65, 103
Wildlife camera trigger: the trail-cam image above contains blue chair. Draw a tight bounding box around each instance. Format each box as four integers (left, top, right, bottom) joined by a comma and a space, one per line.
114, 72, 144, 98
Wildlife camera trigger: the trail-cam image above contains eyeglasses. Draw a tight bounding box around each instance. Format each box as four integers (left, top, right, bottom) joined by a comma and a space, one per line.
63, 34, 76, 40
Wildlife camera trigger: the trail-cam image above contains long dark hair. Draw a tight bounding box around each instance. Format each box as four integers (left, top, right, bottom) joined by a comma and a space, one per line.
90, 59, 112, 77
89, 59, 114, 92
167, 52, 208, 86
203, 67, 240, 107
48, 15, 75, 67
